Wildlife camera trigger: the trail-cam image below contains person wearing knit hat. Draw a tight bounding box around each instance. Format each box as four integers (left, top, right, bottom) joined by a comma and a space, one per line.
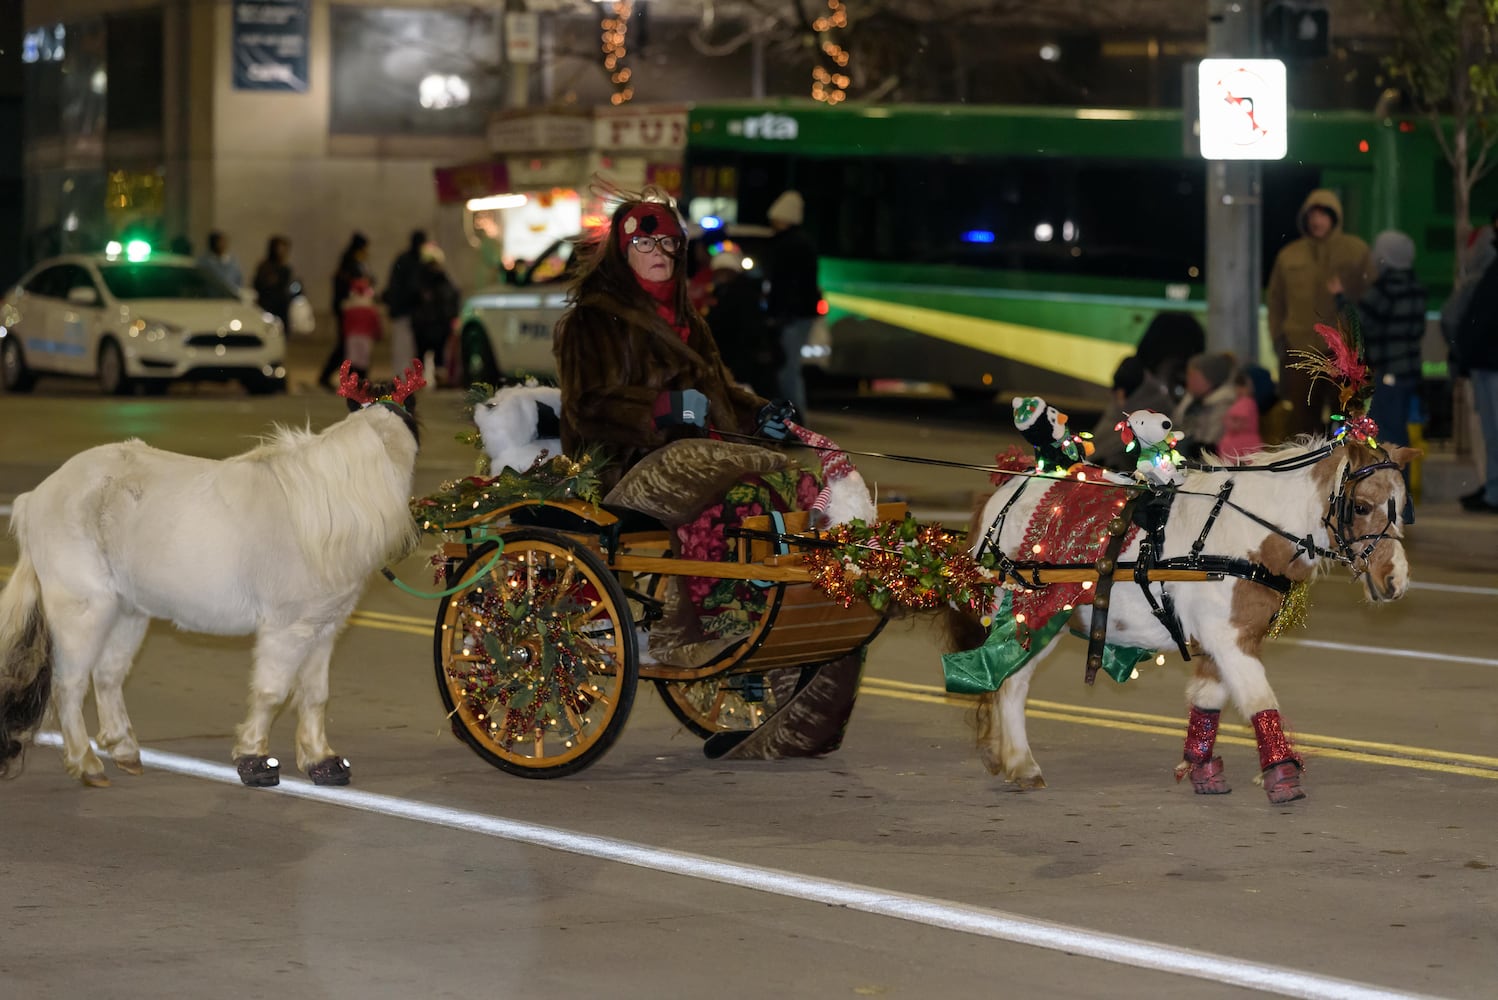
552, 191, 791, 493
767, 190, 804, 227
1170, 352, 1241, 460
1332, 228, 1426, 519
765, 189, 820, 418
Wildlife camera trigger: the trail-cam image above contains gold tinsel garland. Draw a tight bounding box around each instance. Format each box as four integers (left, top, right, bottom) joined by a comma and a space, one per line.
799, 516, 1003, 613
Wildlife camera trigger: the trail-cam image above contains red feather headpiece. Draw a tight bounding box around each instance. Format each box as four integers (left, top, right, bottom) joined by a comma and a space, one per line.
337, 359, 426, 407
1287, 319, 1372, 414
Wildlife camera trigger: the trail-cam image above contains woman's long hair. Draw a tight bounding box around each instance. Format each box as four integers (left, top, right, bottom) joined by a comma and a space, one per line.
567, 190, 692, 323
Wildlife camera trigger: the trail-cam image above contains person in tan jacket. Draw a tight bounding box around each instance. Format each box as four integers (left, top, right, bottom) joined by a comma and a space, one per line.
1266, 188, 1374, 437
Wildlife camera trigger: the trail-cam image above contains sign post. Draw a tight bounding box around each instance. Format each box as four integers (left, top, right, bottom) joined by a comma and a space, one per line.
1200, 0, 1274, 365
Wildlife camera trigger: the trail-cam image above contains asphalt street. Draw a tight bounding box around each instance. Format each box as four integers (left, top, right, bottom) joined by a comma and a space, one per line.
0, 352, 1495, 1000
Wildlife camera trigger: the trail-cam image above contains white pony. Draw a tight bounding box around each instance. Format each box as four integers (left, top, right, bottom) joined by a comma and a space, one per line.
952, 436, 1413, 804
0, 363, 423, 788
473, 382, 563, 474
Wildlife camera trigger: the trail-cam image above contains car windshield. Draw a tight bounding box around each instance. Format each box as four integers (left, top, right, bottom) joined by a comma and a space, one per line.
96, 263, 241, 301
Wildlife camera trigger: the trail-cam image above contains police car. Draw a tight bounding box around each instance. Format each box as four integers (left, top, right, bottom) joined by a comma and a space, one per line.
455, 223, 830, 387
0, 242, 287, 395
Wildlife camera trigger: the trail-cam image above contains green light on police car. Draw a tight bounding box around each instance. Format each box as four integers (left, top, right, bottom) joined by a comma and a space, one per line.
125, 239, 152, 262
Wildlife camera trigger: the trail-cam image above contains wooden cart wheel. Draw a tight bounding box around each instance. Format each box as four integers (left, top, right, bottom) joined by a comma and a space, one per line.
655, 667, 815, 739
433, 530, 638, 778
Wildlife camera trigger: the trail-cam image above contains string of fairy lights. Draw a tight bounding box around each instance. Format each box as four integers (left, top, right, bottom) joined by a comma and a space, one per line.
812, 0, 851, 104
601, 0, 635, 106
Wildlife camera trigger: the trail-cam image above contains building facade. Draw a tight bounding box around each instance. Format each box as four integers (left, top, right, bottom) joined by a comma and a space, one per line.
19, 0, 1397, 308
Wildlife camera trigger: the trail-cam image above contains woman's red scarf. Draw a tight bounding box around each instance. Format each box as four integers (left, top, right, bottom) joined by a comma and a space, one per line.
637, 276, 690, 343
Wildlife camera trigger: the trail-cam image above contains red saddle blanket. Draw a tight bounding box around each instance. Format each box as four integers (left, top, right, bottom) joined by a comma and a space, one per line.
1010, 478, 1138, 645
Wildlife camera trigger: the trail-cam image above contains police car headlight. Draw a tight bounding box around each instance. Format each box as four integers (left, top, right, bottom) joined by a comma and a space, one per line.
130, 318, 180, 343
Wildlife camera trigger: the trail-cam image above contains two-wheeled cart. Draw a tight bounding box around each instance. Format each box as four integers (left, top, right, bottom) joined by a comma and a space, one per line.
428, 499, 908, 777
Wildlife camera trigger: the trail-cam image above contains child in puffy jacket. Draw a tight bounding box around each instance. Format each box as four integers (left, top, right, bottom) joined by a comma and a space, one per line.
1217, 370, 1265, 462
341, 277, 382, 379
1171, 352, 1240, 460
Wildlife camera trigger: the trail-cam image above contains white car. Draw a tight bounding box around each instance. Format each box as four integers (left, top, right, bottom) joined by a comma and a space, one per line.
455, 225, 830, 388
0, 248, 287, 395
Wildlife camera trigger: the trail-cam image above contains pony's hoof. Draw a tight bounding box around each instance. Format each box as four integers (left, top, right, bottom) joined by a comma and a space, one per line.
235, 755, 280, 787
113, 755, 144, 776
1262, 760, 1305, 804
81, 771, 112, 788
307, 756, 351, 787
1183, 756, 1231, 794
1012, 773, 1047, 791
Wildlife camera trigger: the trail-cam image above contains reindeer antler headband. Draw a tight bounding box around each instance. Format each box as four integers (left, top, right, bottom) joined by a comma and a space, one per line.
337, 359, 426, 407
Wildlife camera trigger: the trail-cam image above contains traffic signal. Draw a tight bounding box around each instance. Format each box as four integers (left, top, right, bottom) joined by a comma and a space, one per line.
1265, 2, 1329, 60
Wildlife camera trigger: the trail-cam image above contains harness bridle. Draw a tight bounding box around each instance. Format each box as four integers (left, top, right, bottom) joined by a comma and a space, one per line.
972, 439, 1403, 668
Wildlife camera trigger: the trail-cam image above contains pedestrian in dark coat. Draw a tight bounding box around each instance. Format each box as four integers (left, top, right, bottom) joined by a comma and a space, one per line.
409, 243, 460, 383
251, 235, 297, 331
382, 230, 427, 379
319, 232, 372, 389
553, 196, 773, 493
705, 247, 782, 396
765, 190, 820, 417
1451, 235, 1498, 513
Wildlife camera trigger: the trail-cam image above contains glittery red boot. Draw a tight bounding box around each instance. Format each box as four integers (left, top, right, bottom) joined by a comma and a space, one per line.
1175, 706, 1230, 794
1252, 709, 1306, 804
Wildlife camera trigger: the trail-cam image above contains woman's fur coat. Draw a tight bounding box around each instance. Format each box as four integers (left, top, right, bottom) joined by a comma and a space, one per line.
554, 290, 768, 491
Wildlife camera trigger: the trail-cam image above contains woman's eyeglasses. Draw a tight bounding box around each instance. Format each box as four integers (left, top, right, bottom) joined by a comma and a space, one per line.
629, 234, 681, 255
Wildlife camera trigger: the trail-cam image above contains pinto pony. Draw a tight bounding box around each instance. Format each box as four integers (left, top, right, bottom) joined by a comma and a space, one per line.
0, 362, 424, 788
953, 435, 1414, 804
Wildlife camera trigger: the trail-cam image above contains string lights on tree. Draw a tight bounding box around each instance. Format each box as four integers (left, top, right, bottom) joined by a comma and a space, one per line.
600, 0, 635, 106
811, 0, 850, 104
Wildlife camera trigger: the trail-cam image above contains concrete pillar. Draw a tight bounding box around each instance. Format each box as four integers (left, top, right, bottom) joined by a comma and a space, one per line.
1205, 0, 1263, 364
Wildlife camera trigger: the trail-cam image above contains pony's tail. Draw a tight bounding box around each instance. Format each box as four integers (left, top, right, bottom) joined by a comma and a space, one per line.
0, 546, 53, 777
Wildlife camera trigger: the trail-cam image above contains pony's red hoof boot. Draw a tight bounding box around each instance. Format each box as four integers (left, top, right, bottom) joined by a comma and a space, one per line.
1262, 760, 1305, 804
235, 754, 280, 787
308, 756, 351, 787
1187, 756, 1231, 794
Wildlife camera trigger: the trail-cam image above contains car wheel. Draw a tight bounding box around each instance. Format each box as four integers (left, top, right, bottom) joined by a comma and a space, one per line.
1, 336, 35, 392
461, 323, 500, 387
97, 339, 131, 396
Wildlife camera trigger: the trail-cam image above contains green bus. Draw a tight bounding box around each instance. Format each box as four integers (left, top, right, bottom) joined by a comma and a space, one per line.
682, 101, 1461, 403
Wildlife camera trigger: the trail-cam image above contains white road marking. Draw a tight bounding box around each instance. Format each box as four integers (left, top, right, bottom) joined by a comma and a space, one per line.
1408, 580, 1498, 597
1277, 638, 1498, 668
32, 732, 1441, 1000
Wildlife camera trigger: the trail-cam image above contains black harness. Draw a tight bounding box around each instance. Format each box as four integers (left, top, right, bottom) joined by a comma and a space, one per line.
976, 443, 1402, 681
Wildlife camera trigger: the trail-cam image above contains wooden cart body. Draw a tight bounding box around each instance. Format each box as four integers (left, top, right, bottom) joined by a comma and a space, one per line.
428, 499, 907, 777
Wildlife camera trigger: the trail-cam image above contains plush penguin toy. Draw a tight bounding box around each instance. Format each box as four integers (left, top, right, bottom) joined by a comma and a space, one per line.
472, 382, 564, 474
1012, 396, 1089, 474
1116, 409, 1185, 487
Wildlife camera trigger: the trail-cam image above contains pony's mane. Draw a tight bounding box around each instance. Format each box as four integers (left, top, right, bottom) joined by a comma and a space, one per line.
237, 411, 419, 588
1194, 434, 1331, 471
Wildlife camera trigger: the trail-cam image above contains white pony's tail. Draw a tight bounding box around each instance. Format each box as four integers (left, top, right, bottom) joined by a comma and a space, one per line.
0, 499, 53, 776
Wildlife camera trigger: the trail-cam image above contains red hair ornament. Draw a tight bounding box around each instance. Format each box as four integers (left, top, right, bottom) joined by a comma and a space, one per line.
616, 202, 683, 254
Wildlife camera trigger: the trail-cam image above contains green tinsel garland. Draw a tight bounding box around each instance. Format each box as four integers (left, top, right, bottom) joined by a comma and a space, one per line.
411, 447, 609, 532
800, 515, 1004, 613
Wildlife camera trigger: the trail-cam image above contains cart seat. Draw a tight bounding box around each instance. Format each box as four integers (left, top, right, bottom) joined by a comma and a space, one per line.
509, 502, 666, 536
